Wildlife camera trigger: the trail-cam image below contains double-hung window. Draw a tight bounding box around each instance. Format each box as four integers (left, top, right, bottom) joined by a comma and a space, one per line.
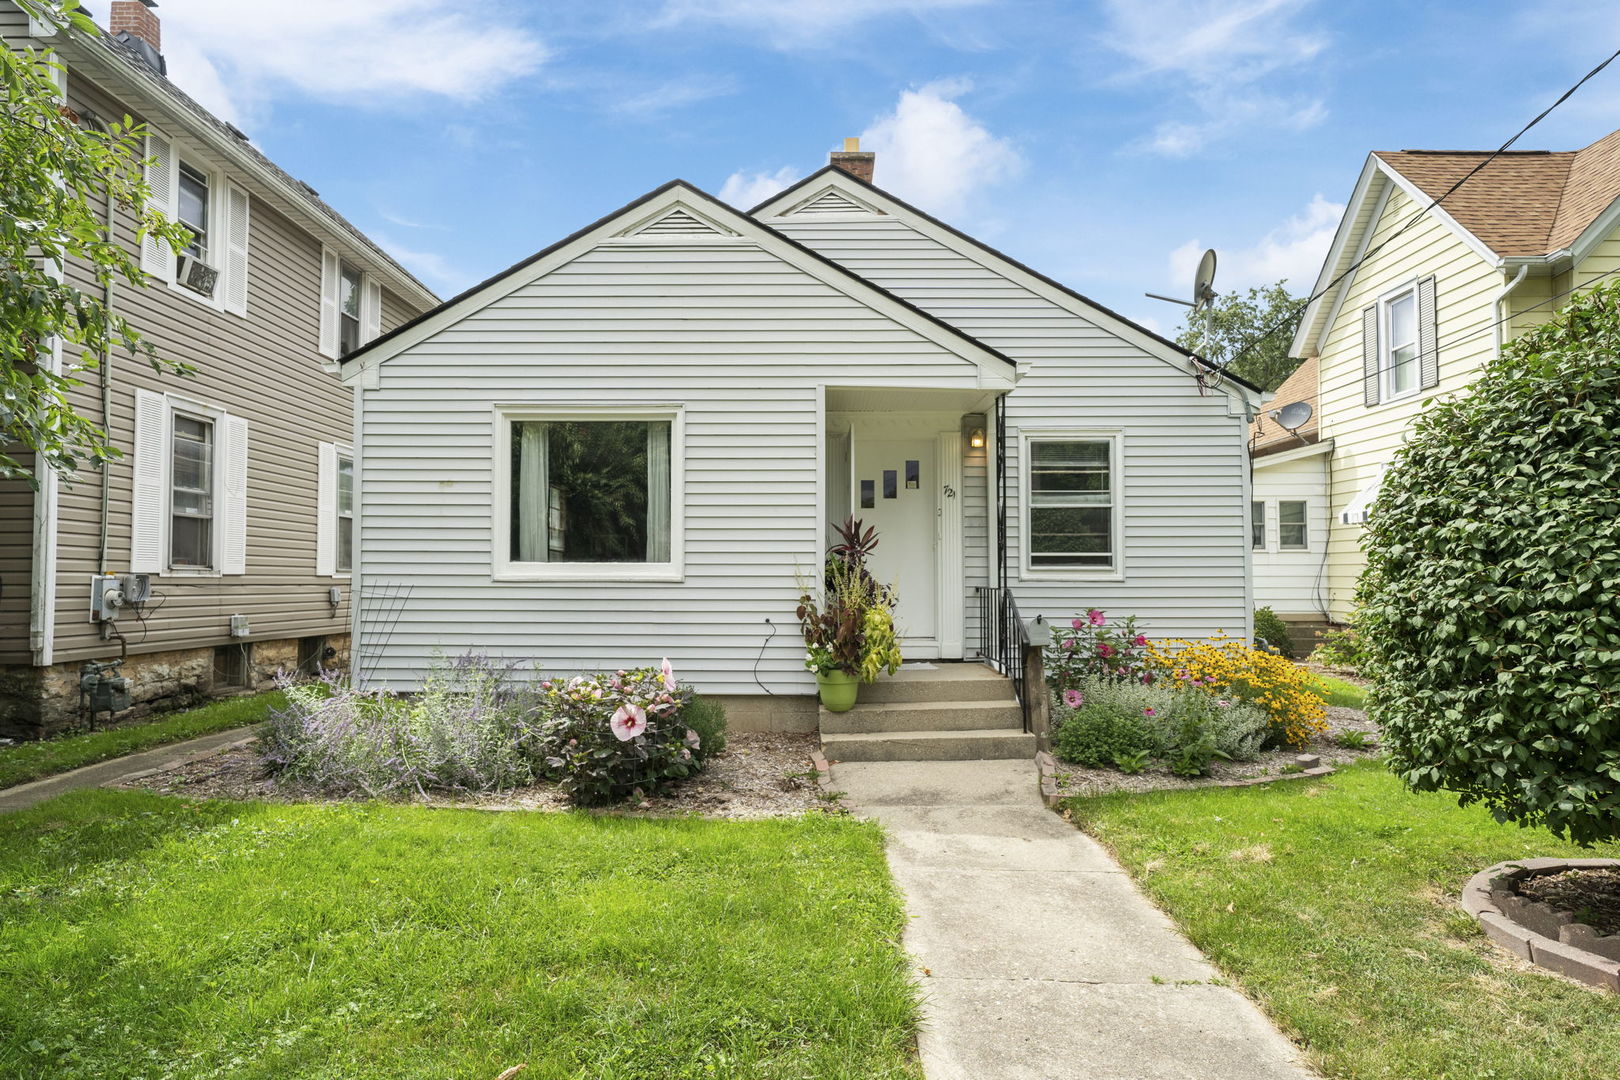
320, 249, 380, 359
497, 409, 682, 580
1381, 287, 1420, 400
176, 163, 210, 277
1251, 500, 1266, 550
317, 442, 355, 577
338, 261, 362, 357
170, 413, 214, 569
337, 452, 354, 572
140, 129, 250, 314
1279, 500, 1308, 550
1024, 434, 1118, 573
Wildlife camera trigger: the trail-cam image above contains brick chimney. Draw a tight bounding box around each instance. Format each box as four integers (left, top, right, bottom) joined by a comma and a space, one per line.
829, 137, 875, 183
110, 0, 161, 53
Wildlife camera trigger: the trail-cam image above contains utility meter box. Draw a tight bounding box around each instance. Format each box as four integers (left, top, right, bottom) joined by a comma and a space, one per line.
90, 573, 151, 622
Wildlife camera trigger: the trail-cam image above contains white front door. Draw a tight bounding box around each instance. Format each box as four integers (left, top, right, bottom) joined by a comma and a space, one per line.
854, 436, 939, 653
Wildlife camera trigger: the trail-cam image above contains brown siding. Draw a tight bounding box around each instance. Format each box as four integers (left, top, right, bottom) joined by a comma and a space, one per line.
45, 77, 422, 664
0, 454, 35, 664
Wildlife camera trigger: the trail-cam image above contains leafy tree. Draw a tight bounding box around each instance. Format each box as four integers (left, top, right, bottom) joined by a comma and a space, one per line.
2, 0, 189, 486
1176, 281, 1308, 392
1359, 280, 1620, 845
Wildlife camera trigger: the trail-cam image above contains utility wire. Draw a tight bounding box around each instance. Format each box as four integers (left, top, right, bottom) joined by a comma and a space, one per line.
1215, 46, 1620, 375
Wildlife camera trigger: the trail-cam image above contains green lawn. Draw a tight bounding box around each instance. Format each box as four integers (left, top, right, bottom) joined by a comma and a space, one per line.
1065, 761, 1620, 1080
0, 692, 283, 790
0, 790, 919, 1080
1307, 672, 1368, 709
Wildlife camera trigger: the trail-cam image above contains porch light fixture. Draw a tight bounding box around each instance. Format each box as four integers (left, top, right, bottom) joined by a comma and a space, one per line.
963, 413, 988, 449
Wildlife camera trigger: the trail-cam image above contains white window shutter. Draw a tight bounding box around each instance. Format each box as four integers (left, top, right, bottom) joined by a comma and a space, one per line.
223, 182, 251, 317
1417, 276, 1439, 390
319, 248, 340, 358
131, 389, 168, 574
316, 441, 336, 577
221, 416, 249, 575
141, 132, 177, 283
362, 278, 382, 344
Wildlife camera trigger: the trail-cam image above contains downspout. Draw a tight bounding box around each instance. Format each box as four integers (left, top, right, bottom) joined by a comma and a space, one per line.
1493, 264, 1529, 356
98, 179, 114, 573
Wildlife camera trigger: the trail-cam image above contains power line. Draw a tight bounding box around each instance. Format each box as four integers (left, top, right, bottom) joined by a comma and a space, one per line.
1215, 45, 1620, 374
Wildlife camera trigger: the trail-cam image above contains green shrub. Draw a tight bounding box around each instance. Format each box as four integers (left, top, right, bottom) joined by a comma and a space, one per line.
1051, 676, 1268, 771
1308, 626, 1370, 670
1052, 706, 1154, 769
1334, 729, 1370, 750
1253, 606, 1297, 658
680, 694, 728, 759
1358, 280, 1620, 844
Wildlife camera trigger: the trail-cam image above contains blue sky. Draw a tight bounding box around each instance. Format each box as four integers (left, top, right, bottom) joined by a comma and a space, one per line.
149, 0, 1620, 334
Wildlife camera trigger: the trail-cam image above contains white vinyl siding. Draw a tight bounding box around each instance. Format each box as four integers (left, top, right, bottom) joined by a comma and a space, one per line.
771, 205, 1250, 641
354, 238, 985, 693
1252, 453, 1330, 617
131, 389, 249, 577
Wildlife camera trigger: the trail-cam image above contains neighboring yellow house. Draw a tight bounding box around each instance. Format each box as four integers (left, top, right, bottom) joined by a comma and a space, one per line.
1286, 127, 1620, 622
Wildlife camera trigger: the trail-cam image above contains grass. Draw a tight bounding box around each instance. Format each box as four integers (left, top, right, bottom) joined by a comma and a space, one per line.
0, 790, 919, 1079
1064, 761, 1620, 1080
0, 692, 283, 791
1308, 672, 1368, 709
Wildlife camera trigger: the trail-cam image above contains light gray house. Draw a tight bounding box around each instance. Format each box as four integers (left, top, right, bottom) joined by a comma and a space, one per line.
338, 147, 1262, 744
0, 1, 436, 735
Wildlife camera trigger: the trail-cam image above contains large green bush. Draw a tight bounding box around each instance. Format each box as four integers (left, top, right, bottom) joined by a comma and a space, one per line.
1359, 281, 1620, 844
1253, 606, 1297, 658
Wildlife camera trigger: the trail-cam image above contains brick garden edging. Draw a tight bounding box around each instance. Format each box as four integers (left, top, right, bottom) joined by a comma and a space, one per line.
1034, 751, 1335, 808
1462, 858, 1620, 991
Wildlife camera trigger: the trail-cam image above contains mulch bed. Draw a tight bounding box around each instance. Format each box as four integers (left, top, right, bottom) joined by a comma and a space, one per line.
1520, 868, 1620, 937
1048, 704, 1378, 798
112, 732, 837, 820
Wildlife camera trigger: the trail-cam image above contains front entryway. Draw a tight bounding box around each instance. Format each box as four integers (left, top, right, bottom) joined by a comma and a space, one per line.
855, 434, 940, 650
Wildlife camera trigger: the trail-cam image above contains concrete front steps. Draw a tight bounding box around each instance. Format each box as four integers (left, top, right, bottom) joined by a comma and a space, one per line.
819, 663, 1036, 762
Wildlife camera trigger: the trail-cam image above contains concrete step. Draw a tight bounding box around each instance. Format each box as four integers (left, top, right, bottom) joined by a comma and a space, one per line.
860, 663, 1014, 704
820, 699, 1024, 734
821, 728, 1038, 762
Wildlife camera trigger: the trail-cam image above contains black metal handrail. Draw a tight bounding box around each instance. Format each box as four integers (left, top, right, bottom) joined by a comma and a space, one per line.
975, 585, 1032, 732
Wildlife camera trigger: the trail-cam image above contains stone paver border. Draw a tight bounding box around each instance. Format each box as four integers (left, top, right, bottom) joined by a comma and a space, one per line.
1462, 858, 1620, 991
1034, 751, 1335, 807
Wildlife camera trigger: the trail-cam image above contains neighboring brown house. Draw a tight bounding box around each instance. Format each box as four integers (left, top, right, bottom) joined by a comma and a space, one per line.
0, 2, 437, 736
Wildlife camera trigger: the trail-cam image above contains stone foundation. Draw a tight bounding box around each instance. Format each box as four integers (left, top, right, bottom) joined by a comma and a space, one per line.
0, 633, 349, 740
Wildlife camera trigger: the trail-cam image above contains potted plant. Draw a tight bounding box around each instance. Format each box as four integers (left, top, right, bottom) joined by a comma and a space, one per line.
796, 517, 902, 711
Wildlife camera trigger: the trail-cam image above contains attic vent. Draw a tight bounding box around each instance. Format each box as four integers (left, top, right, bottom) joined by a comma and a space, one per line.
789, 189, 878, 216
634, 208, 730, 235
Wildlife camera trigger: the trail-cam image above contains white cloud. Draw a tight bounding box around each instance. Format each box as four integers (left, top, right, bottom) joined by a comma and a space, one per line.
373, 233, 469, 296
656, 0, 990, 46
610, 74, 737, 116
719, 166, 801, 208
858, 79, 1021, 218
151, 0, 547, 124
1168, 193, 1342, 295
1099, 0, 1327, 156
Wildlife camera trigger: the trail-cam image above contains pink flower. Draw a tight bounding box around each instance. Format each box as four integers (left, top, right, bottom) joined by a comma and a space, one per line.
1133, 634, 1147, 647
1140, 673, 1152, 685
1217, 699, 1231, 708
1097, 643, 1115, 659
1063, 689, 1084, 708
660, 657, 678, 692
1142, 707, 1156, 717
1088, 609, 1106, 627
610, 703, 648, 741
1072, 618, 1085, 630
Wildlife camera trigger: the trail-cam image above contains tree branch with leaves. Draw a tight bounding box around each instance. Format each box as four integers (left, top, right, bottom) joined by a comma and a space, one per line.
2, 0, 190, 486
1175, 280, 1307, 393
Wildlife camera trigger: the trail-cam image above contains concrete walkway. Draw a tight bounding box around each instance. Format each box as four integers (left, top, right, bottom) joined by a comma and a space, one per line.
831, 758, 1318, 1080
0, 728, 255, 813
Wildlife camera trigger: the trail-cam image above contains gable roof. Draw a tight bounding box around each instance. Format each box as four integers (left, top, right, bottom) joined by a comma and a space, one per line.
1295, 127, 1620, 356
1248, 357, 1318, 458
338, 178, 1020, 382
750, 166, 1264, 399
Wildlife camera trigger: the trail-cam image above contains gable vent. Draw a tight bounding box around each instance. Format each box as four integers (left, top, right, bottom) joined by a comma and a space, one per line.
633, 208, 732, 236
790, 189, 877, 216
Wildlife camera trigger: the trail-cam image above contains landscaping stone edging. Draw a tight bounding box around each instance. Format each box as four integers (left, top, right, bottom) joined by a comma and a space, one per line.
1034, 751, 1335, 807
810, 750, 832, 791
1462, 858, 1620, 991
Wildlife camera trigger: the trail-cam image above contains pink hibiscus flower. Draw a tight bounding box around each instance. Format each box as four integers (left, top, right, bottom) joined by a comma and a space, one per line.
610, 703, 648, 741
1087, 609, 1106, 627
1071, 618, 1085, 630
1133, 634, 1147, 647
1097, 643, 1115, 659
1063, 688, 1084, 708
660, 657, 678, 692
1142, 707, 1156, 717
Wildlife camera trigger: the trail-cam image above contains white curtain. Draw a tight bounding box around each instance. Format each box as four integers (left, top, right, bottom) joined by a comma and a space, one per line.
516, 422, 548, 562
646, 422, 671, 563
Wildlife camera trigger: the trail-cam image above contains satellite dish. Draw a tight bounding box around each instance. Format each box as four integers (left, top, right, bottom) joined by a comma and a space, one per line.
1193, 248, 1218, 308
1273, 400, 1313, 432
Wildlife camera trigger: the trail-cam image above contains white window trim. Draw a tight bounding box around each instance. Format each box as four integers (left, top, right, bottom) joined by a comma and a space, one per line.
1278, 499, 1310, 552
491, 404, 686, 582
317, 440, 354, 579
321, 247, 383, 360
1017, 428, 1124, 582
1251, 499, 1266, 552
335, 445, 355, 576
161, 392, 228, 578
168, 157, 228, 314
1378, 280, 1422, 404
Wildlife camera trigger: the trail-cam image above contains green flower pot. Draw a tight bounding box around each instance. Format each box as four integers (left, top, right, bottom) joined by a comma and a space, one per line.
816, 670, 859, 713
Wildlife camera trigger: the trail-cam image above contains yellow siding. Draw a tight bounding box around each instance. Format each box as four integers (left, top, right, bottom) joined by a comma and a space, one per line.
1316, 184, 1500, 620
